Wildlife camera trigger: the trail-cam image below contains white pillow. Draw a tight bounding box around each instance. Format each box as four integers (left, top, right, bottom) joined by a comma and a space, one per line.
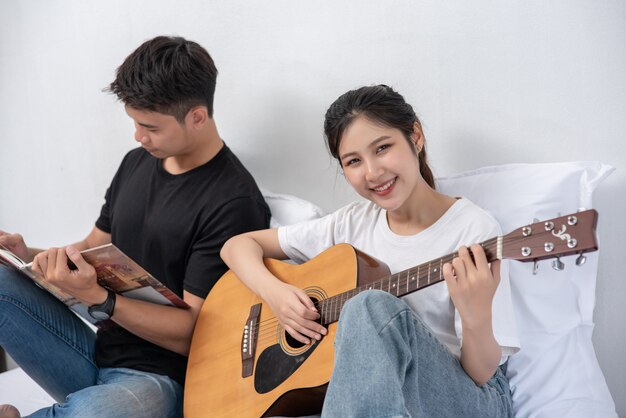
436, 162, 616, 418
261, 188, 325, 228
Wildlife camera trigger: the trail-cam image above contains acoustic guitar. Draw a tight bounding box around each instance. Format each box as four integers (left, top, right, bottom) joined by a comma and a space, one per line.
185, 210, 598, 417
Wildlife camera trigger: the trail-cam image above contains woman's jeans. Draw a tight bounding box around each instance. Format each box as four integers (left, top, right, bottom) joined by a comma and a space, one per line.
0, 266, 182, 417
321, 290, 513, 418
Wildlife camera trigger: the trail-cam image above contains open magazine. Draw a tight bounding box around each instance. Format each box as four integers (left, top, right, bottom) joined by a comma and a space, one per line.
0, 243, 189, 326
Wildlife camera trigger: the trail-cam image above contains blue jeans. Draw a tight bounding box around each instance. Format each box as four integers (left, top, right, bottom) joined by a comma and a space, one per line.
321, 290, 513, 418
0, 266, 182, 417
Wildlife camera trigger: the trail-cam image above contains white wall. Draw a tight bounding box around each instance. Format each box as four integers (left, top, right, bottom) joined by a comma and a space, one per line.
1, 0, 624, 414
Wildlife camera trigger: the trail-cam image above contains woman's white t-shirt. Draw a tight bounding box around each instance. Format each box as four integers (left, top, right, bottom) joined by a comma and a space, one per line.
278, 198, 520, 361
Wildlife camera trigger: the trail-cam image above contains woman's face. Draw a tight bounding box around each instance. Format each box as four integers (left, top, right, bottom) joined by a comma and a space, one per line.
338, 116, 424, 213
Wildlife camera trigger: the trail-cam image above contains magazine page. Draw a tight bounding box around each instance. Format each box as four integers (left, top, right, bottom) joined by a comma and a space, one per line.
81, 244, 190, 309
1, 243, 189, 326
0, 244, 27, 269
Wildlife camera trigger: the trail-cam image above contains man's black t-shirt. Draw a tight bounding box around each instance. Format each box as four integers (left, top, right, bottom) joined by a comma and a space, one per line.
94, 144, 270, 385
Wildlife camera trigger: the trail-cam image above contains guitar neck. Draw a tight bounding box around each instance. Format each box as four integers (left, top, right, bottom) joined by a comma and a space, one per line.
316, 237, 500, 326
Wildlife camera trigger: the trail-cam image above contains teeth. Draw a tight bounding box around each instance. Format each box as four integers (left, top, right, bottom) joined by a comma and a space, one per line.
374, 178, 396, 192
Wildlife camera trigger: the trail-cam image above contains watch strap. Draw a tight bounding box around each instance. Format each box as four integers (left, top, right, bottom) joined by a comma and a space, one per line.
88, 289, 116, 319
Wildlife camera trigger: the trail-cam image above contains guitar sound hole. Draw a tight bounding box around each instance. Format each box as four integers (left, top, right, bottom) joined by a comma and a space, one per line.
283, 297, 321, 349
285, 332, 305, 349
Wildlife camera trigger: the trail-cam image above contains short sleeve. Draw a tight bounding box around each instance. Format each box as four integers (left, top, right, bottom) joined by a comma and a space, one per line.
183, 196, 270, 298
95, 186, 113, 233
277, 212, 342, 263
95, 150, 135, 234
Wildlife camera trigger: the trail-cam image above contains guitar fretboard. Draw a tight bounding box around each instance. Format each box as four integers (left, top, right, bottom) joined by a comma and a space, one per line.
316, 237, 499, 326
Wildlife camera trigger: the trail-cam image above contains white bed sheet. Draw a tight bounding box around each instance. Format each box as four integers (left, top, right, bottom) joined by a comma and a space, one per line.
0, 368, 54, 416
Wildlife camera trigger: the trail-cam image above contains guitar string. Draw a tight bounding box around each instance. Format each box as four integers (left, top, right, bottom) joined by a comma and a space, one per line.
251, 234, 578, 344
250, 234, 581, 344
252, 234, 514, 332
251, 233, 572, 341
250, 250, 457, 344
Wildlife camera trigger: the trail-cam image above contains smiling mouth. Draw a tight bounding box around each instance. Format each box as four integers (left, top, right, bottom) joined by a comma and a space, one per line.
371, 177, 397, 192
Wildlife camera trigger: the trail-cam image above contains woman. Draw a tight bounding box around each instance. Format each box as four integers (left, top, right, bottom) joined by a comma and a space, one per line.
221, 85, 519, 417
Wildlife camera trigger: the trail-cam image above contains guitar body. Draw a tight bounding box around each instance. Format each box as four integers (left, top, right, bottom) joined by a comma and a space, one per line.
185, 243, 390, 418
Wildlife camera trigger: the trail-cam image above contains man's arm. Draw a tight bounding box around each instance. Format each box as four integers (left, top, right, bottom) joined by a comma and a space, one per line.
33, 245, 203, 356
70, 226, 112, 251
109, 290, 204, 355
84, 235, 203, 354
28, 226, 204, 355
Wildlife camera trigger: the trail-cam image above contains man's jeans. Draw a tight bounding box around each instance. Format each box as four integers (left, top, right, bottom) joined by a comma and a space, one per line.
0, 266, 182, 417
321, 290, 513, 418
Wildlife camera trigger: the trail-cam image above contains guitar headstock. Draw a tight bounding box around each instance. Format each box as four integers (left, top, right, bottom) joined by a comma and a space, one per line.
501, 209, 598, 262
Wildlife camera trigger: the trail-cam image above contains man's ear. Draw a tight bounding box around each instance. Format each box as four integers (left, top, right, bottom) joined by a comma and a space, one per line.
187, 106, 209, 128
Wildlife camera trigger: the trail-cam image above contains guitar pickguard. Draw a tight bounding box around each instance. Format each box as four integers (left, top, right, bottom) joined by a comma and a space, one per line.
254, 341, 320, 394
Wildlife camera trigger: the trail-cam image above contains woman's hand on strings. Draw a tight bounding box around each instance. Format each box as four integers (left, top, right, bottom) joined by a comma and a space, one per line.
264, 281, 327, 345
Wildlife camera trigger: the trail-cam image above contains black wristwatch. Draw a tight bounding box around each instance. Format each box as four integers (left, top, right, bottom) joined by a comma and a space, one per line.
88, 289, 116, 321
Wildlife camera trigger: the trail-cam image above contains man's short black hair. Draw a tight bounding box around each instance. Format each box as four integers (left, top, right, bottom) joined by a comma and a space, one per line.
107, 36, 218, 122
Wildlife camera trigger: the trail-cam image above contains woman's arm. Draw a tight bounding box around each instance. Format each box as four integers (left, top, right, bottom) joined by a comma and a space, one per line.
221, 229, 327, 344
443, 244, 502, 385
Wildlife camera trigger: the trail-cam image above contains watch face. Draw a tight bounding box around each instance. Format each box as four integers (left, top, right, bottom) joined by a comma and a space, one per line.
88, 290, 115, 321
88, 309, 111, 321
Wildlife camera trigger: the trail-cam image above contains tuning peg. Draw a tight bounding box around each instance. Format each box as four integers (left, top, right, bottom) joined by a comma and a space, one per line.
532, 260, 539, 275
552, 256, 565, 271
576, 253, 587, 266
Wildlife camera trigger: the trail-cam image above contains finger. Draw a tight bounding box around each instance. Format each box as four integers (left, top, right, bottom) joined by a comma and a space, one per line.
490, 259, 502, 284
284, 292, 326, 336
46, 249, 58, 277
470, 244, 489, 271
299, 316, 327, 337
284, 324, 311, 345
288, 302, 325, 335
290, 318, 325, 341
0, 232, 13, 245
294, 289, 318, 312
442, 262, 458, 292
32, 253, 44, 275
457, 246, 476, 271
56, 247, 71, 274
66, 246, 90, 271
451, 255, 467, 279
292, 290, 321, 321
37, 252, 51, 277
295, 302, 321, 321
442, 262, 456, 280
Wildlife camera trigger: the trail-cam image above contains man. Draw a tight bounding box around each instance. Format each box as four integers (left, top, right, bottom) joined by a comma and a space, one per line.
0, 36, 270, 417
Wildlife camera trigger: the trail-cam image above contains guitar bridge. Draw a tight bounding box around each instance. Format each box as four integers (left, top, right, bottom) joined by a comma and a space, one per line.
242, 303, 261, 378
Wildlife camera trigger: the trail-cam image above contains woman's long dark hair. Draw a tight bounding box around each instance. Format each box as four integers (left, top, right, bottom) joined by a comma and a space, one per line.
324, 85, 435, 188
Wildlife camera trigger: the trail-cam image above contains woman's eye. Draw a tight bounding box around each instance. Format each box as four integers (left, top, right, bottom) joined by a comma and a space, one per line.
343, 158, 360, 167
376, 144, 390, 153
